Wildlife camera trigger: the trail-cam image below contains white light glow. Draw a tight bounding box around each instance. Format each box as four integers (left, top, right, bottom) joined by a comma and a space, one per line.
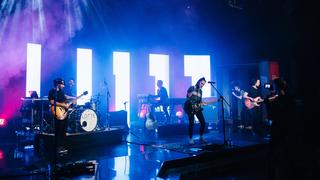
114, 156, 130, 176
113, 52, 130, 127
26, 43, 41, 97
149, 54, 170, 96
184, 55, 211, 97
77, 48, 92, 105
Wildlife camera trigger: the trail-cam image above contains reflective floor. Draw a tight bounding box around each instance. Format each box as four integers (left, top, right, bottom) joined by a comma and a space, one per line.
0, 120, 269, 179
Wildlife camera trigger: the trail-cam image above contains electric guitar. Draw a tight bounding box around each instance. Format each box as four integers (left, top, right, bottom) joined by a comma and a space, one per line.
51, 91, 88, 120
184, 99, 219, 115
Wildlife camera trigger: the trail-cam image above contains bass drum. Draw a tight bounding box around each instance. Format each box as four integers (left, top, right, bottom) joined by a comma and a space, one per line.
68, 108, 98, 132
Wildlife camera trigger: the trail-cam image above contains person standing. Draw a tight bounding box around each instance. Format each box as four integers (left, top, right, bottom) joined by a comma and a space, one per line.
48, 78, 70, 154
231, 81, 244, 129
155, 80, 170, 122
184, 77, 208, 144
243, 78, 264, 135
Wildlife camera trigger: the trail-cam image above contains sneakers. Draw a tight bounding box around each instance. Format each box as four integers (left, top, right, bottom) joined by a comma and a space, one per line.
199, 137, 207, 144
189, 137, 208, 144
57, 147, 68, 154
237, 125, 244, 129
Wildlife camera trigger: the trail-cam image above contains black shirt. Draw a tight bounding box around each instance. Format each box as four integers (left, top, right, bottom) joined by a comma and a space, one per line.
48, 88, 66, 104
187, 86, 202, 103
157, 87, 169, 105
247, 86, 261, 99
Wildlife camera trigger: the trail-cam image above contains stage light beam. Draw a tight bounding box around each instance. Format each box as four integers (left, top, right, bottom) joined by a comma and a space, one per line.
184, 55, 211, 97
77, 48, 92, 105
149, 54, 170, 96
26, 43, 42, 97
113, 52, 130, 127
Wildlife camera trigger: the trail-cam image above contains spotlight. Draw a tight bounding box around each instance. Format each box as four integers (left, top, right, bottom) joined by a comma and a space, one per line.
139, 109, 147, 119
0, 149, 4, 160
0, 118, 6, 127
176, 111, 183, 118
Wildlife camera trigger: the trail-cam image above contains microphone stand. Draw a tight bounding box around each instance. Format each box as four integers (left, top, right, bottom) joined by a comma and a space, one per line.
104, 81, 111, 130
209, 83, 232, 147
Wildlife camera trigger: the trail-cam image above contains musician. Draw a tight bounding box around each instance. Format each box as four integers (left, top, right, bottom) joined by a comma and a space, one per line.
48, 78, 70, 154
149, 80, 170, 123
243, 78, 263, 135
231, 81, 244, 129
65, 78, 76, 97
185, 77, 207, 144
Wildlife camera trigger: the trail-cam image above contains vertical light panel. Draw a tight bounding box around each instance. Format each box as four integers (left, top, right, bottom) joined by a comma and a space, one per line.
26, 43, 41, 97
184, 55, 211, 97
113, 52, 130, 126
77, 48, 92, 105
149, 54, 170, 96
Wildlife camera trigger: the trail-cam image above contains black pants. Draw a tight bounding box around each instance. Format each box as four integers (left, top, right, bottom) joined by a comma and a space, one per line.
55, 119, 67, 147
187, 111, 205, 139
244, 107, 263, 134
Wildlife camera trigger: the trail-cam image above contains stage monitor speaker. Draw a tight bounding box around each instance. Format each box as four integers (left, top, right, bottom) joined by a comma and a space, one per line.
109, 110, 128, 130
157, 143, 269, 179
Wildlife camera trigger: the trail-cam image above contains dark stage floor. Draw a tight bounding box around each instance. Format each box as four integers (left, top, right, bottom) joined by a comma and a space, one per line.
0, 120, 270, 179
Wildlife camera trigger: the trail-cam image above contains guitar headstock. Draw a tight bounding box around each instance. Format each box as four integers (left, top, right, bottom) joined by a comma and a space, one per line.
83, 91, 88, 95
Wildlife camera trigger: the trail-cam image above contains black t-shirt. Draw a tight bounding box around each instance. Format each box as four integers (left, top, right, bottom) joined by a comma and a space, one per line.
48, 88, 66, 104
157, 87, 169, 105
247, 86, 261, 98
231, 89, 243, 102
231, 89, 241, 109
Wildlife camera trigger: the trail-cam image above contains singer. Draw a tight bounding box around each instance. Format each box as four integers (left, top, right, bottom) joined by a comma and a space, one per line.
183, 77, 208, 144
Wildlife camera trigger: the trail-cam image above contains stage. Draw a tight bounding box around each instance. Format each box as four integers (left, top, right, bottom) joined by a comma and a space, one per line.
34, 127, 125, 151
0, 119, 272, 179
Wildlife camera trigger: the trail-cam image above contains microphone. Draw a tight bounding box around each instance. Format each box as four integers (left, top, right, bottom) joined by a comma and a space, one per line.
208, 81, 215, 84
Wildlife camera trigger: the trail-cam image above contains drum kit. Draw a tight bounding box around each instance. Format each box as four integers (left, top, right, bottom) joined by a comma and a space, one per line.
20, 94, 107, 134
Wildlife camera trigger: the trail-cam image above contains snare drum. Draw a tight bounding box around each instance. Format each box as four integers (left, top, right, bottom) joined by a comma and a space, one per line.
68, 108, 98, 132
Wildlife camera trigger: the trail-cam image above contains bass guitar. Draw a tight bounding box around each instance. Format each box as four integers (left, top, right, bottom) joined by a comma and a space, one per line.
51, 91, 88, 120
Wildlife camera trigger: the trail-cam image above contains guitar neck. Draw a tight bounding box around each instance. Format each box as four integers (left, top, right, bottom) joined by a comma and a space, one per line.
68, 93, 87, 105
203, 99, 219, 105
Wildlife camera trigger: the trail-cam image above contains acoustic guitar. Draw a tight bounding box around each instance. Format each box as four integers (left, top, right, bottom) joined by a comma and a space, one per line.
244, 97, 264, 110
145, 112, 158, 130
51, 91, 88, 120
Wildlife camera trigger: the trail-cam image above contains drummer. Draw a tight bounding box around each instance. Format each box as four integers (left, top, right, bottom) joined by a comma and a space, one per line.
65, 78, 76, 98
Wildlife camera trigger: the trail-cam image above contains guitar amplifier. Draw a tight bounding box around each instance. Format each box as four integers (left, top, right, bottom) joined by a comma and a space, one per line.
109, 110, 128, 130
